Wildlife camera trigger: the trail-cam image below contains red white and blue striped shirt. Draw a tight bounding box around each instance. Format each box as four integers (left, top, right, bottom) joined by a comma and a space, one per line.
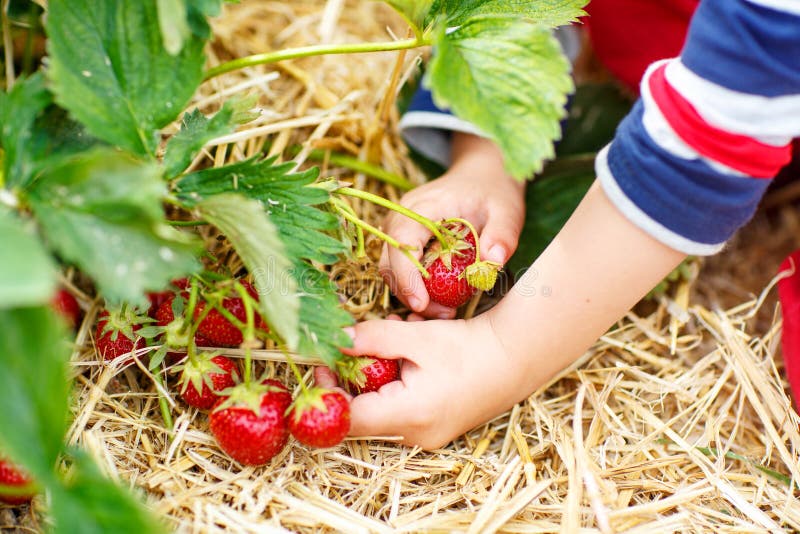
401, 0, 800, 255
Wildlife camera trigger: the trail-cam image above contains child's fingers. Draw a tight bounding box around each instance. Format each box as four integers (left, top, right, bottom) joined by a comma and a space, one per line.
339, 319, 419, 363
348, 380, 417, 440
314, 366, 339, 389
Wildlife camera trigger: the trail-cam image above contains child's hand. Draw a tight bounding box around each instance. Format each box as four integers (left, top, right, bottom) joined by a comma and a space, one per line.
381, 133, 525, 319
315, 314, 532, 450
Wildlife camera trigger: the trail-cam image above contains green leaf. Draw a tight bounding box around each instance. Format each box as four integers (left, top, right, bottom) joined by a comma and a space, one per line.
0, 73, 52, 189
292, 261, 353, 367
381, 0, 433, 30
45, 0, 207, 157
163, 96, 257, 179
427, 16, 573, 179
556, 83, 633, 157
426, 0, 588, 28
0, 306, 70, 482
0, 208, 57, 308
197, 193, 301, 350
507, 154, 594, 274
175, 157, 345, 264
28, 149, 201, 305
51, 450, 165, 534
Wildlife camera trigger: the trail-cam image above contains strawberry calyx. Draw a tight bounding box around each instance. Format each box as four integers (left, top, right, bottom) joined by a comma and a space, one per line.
175, 351, 229, 395
464, 260, 501, 291
288, 386, 334, 423
335, 357, 375, 389
99, 303, 153, 342
213, 381, 284, 416
423, 222, 474, 272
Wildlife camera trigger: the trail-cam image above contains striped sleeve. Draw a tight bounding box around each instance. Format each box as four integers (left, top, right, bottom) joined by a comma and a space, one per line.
399, 25, 582, 167
598, 0, 800, 255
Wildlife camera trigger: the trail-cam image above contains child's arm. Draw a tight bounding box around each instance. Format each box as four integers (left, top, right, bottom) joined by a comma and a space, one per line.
380, 132, 525, 319
319, 181, 684, 449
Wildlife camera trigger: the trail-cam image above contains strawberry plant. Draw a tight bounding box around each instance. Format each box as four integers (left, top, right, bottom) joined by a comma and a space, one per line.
0, 0, 584, 530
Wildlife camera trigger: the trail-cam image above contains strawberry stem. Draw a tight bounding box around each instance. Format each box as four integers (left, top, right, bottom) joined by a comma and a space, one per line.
336, 187, 447, 246
443, 217, 482, 262
204, 37, 426, 81
234, 282, 256, 386
284, 351, 310, 396
331, 198, 366, 259
153, 371, 174, 434
333, 202, 430, 278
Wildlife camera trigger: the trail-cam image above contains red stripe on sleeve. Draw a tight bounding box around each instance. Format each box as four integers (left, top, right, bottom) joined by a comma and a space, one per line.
648, 64, 792, 178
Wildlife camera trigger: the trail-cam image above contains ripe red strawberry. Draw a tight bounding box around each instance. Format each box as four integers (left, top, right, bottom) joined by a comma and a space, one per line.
423, 224, 477, 308
94, 307, 149, 362
0, 458, 35, 505
342, 356, 400, 394
288, 388, 350, 448
147, 278, 190, 318
51, 288, 81, 329
194, 281, 269, 348
210, 380, 292, 465
178, 354, 240, 410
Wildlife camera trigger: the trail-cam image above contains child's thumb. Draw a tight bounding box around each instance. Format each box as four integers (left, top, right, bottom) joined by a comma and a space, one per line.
480, 210, 523, 265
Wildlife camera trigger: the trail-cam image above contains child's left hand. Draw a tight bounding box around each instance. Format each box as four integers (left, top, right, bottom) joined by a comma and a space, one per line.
315, 314, 532, 450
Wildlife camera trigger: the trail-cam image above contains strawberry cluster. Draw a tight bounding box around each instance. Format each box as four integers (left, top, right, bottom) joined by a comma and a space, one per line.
80, 277, 404, 468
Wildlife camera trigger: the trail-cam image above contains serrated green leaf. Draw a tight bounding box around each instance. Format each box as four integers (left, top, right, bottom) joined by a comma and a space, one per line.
28, 149, 201, 305
197, 193, 301, 350
0, 73, 52, 189
293, 261, 353, 367
427, 16, 573, 179
175, 157, 345, 264
45, 0, 207, 157
0, 208, 56, 308
51, 450, 165, 534
0, 306, 70, 482
426, 0, 587, 28
163, 97, 257, 179
381, 0, 433, 31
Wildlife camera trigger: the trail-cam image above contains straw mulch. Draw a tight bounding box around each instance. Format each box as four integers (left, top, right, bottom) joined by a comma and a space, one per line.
6, 1, 800, 532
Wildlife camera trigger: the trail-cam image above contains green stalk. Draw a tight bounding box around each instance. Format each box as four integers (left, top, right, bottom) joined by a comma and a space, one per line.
205, 37, 425, 80
234, 282, 256, 386
336, 186, 446, 245
284, 351, 310, 396
292, 147, 415, 191
168, 220, 210, 227
1, 0, 14, 89
153, 371, 174, 433
331, 198, 366, 258
334, 203, 429, 278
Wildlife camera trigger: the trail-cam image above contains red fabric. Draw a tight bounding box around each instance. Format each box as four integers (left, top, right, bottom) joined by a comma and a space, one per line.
584, 0, 698, 93
778, 251, 800, 409
648, 64, 793, 178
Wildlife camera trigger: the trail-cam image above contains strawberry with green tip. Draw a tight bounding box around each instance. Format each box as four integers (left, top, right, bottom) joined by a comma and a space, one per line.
177, 353, 240, 410
94, 305, 151, 362
0, 458, 35, 505
423, 223, 478, 308
340, 356, 400, 394
288, 388, 350, 448
209, 380, 292, 465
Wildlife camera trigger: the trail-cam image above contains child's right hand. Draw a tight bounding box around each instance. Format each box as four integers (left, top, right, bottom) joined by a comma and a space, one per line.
381, 133, 526, 318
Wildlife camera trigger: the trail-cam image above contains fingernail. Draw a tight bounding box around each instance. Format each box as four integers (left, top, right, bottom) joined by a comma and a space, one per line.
408, 296, 422, 311
344, 327, 356, 340
437, 312, 453, 320
487, 245, 506, 264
